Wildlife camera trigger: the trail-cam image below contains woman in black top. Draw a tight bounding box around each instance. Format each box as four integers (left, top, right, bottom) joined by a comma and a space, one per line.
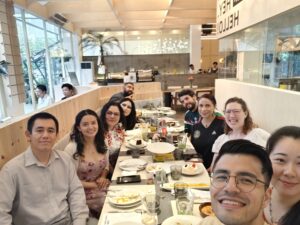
119, 98, 137, 130
191, 94, 224, 169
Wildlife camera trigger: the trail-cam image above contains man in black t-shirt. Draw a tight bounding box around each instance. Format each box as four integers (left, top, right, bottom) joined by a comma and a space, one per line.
178, 89, 199, 135
109, 82, 134, 103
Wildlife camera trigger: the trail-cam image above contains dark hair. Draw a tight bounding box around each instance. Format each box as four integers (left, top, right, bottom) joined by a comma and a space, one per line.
124, 82, 134, 86
99, 101, 125, 132
61, 83, 74, 90
27, 112, 59, 134
120, 98, 136, 130
213, 139, 273, 188
213, 61, 218, 65
224, 97, 254, 134
266, 126, 300, 225
70, 109, 107, 159
198, 93, 216, 106
178, 88, 195, 98
36, 84, 47, 92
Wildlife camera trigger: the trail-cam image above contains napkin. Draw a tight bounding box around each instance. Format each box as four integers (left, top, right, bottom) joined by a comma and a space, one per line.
102, 212, 142, 225
190, 189, 211, 203
121, 171, 137, 176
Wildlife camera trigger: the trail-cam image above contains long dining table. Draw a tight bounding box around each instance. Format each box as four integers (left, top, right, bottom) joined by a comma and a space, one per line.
97, 125, 211, 225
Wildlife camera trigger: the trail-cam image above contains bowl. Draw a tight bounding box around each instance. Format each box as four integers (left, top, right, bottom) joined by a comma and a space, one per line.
199, 202, 214, 217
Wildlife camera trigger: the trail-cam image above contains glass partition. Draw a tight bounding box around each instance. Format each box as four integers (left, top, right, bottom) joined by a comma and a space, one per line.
220, 5, 300, 92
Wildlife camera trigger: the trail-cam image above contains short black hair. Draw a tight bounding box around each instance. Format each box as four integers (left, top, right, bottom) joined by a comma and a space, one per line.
213, 139, 273, 188
27, 112, 59, 134
213, 61, 218, 65
178, 88, 195, 98
61, 83, 74, 90
36, 84, 47, 92
124, 82, 134, 86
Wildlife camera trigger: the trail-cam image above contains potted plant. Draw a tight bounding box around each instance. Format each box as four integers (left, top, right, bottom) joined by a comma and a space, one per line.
79, 32, 121, 85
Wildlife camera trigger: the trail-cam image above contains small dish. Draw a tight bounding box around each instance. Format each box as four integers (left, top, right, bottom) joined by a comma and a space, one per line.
199, 202, 214, 217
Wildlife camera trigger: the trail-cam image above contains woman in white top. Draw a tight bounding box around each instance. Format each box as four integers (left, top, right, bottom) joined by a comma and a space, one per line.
265, 126, 300, 225
210, 97, 270, 169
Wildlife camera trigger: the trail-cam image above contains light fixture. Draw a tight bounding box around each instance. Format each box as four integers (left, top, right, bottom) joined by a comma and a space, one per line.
37, 0, 49, 6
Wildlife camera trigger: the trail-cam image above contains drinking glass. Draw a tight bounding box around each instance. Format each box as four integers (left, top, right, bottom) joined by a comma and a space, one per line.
177, 134, 187, 151
170, 165, 182, 180
174, 182, 188, 198
176, 195, 194, 215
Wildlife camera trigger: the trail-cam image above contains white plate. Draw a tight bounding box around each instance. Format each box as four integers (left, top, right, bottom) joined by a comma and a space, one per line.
181, 163, 204, 176
119, 159, 147, 171
157, 107, 172, 112
109, 192, 141, 206
147, 142, 175, 154
128, 139, 147, 148
162, 215, 202, 225
109, 201, 141, 209
167, 126, 184, 133
145, 163, 171, 174
162, 183, 210, 191
125, 129, 141, 137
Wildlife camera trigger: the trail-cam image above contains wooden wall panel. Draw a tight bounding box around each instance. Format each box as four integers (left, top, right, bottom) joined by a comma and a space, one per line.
0, 82, 162, 168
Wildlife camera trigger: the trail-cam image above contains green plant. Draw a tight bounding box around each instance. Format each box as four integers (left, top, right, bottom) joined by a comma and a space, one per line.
79, 32, 121, 85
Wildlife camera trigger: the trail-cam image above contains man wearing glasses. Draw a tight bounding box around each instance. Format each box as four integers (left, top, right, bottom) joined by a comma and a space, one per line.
201, 139, 272, 225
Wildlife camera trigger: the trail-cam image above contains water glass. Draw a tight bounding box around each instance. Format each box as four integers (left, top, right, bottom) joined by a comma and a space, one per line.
141, 126, 149, 141
170, 165, 182, 180
177, 134, 187, 151
176, 195, 194, 215
142, 193, 160, 214
131, 148, 140, 158
174, 182, 188, 198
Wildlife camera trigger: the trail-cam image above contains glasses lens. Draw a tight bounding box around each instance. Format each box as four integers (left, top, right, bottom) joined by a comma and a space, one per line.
236, 175, 257, 192
211, 174, 257, 192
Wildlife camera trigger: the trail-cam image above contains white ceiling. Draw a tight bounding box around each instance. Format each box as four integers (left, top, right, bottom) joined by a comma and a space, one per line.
28, 0, 216, 32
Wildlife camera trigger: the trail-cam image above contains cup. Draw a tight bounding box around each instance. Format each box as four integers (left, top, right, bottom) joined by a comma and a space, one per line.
142, 193, 160, 214
170, 165, 182, 180
141, 126, 149, 141
173, 148, 183, 160
177, 134, 187, 151
176, 195, 194, 215
131, 148, 140, 158
174, 182, 188, 198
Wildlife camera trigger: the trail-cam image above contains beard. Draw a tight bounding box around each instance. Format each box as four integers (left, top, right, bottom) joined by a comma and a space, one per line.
186, 102, 196, 111
124, 90, 133, 97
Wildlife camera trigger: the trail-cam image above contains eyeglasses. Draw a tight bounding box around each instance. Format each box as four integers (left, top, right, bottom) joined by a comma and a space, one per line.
106, 111, 120, 117
211, 173, 266, 193
224, 109, 242, 115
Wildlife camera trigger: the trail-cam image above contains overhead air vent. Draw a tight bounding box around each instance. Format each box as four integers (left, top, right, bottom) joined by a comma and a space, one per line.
202, 24, 213, 35
50, 13, 68, 26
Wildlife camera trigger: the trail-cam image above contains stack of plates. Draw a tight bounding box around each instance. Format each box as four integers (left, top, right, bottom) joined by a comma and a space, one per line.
119, 158, 147, 171
147, 142, 175, 154
108, 192, 142, 209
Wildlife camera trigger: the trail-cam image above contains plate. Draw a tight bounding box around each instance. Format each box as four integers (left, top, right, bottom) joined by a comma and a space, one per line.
109, 201, 141, 209
109, 192, 141, 206
128, 139, 147, 148
119, 159, 147, 171
162, 215, 202, 225
162, 183, 210, 191
157, 106, 172, 112
167, 126, 184, 133
145, 163, 171, 174
125, 129, 141, 137
147, 142, 175, 154
181, 163, 204, 176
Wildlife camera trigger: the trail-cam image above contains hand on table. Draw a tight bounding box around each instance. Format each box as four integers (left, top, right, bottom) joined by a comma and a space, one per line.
96, 177, 110, 189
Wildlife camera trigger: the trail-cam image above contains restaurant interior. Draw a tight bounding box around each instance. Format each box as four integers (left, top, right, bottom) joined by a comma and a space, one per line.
1, 1, 300, 225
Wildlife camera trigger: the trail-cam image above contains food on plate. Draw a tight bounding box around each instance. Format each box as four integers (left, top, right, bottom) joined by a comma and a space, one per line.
182, 163, 197, 172
136, 139, 142, 145
146, 164, 162, 173
112, 193, 140, 204
167, 121, 176, 127
199, 202, 214, 217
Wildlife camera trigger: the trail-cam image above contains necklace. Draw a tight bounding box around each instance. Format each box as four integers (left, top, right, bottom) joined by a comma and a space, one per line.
269, 188, 278, 225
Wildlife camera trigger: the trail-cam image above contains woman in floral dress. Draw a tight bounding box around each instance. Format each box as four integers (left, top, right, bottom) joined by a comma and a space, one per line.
65, 109, 110, 218
99, 101, 126, 172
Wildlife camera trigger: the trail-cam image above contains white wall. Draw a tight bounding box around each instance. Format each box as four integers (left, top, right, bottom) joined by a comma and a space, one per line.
215, 79, 300, 133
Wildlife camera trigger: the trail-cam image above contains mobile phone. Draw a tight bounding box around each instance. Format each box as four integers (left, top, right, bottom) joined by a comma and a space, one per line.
116, 175, 141, 184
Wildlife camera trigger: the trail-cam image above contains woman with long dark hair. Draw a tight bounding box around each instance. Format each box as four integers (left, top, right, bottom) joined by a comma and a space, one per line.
119, 98, 136, 130
100, 101, 126, 171
65, 109, 109, 218
265, 126, 300, 225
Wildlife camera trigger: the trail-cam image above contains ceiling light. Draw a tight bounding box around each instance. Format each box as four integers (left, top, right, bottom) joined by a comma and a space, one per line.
37, 0, 49, 6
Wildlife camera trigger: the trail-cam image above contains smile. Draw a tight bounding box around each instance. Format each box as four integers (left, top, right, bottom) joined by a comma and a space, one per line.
218, 198, 246, 209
